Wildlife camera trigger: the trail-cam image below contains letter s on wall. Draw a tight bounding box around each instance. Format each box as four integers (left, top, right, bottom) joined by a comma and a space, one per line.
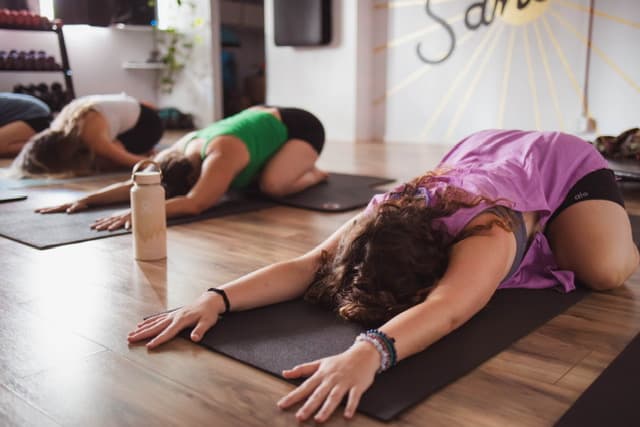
416, 0, 456, 64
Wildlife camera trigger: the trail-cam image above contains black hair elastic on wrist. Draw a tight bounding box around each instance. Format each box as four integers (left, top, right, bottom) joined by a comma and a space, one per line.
207, 288, 230, 314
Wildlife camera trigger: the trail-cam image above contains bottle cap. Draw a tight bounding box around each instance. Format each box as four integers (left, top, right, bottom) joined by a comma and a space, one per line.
131, 159, 163, 185
133, 171, 161, 184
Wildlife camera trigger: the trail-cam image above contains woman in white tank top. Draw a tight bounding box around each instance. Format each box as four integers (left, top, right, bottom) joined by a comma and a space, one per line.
10, 93, 163, 177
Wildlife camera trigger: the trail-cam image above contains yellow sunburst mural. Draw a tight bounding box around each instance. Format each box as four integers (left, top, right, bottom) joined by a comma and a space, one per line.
373, 0, 640, 143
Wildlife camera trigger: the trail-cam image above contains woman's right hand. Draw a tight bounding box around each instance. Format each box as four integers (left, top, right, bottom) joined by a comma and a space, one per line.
35, 200, 89, 214
127, 291, 225, 349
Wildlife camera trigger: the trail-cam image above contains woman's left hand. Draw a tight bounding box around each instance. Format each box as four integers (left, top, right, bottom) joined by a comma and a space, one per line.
277, 341, 380, 423
91, 210, 132, 231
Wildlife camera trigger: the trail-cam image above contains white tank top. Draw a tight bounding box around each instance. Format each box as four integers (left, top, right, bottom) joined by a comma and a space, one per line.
75, 93, 141, 139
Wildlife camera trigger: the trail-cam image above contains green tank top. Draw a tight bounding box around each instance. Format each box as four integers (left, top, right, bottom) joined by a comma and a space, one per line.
190, 109, 288, 188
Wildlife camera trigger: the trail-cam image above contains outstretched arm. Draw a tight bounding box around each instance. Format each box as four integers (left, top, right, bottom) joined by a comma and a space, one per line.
164, 142, 247, 218
127, 213, 360, 348
279, 212, 517, 422
81, 111, 149, 169
36, 179, 133, 214
93, 138, 249, 231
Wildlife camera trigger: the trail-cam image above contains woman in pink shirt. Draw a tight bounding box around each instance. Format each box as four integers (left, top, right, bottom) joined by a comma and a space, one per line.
128, 129, 638, 423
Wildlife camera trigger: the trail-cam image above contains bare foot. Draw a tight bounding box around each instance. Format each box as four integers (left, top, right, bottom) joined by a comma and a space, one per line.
310, 166, 329, 183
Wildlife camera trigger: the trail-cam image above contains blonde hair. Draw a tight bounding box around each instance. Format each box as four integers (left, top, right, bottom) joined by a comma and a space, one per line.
10, 99, 98, 178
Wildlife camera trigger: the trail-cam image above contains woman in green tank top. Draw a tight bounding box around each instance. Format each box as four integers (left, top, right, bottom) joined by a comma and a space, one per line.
36, 106, 328, 231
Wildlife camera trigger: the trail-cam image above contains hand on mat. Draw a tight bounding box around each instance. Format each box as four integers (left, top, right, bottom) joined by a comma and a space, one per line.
92, 210, 132, 231
277, 341, 379, 423
35, 200, 89, 214
127, 292, 223, 349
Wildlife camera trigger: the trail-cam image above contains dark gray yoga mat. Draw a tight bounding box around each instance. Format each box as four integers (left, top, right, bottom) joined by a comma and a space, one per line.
0, 171, 130, 189
0, 190, 27, 203
609, 158, 640, 182
186, 217, 640, 420
182, 289, 588, 421
632, 214, 640, 245
555, 215, 640, 427
154, 219, 640, 420
270, 172, 395, 212
0, 189, 275, 249
555, 332, 640, 427
0, 173, 393, 249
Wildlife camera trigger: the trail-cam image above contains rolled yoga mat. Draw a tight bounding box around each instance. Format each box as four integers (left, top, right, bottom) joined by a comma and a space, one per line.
555, 331, 640, 427
0, 173, 394, 249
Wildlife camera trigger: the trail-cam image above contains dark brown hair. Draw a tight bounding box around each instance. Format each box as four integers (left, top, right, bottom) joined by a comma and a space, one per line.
304, 171, 517, 327
158, 151, 198, 199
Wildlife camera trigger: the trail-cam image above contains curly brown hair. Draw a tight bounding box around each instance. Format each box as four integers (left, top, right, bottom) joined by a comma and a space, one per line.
304, 172, 518, 327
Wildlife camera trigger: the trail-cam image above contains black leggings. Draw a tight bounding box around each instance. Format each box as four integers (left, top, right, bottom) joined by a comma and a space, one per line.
117, 104, 164, 154
547, 168, 625, 227
23, 115, 52, 132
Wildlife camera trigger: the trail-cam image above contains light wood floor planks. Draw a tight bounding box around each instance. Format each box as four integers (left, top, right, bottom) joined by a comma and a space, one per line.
1, 137, 639, 426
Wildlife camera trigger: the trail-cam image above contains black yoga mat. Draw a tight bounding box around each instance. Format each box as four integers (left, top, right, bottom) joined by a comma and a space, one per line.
555, 332, 640, 427
0, 173, 393, 249
632, 214, 640, 245
554, 216, 640, 426
609, 158, 640, 182
156, 219, 640, 420
0, 170, 130, 189
0, 189, 275, 249
270, 172, 394, 212
182, 289, 587, 421
0, 190, 27, 203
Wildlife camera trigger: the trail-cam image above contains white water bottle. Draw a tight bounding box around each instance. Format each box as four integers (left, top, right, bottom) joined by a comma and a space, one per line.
130, 160, 167, 261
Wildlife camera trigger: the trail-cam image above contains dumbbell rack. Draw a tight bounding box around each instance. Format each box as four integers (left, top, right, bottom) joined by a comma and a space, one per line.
0, 23, 76, 100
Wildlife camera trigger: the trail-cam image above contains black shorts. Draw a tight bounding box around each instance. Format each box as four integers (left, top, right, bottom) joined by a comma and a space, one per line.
117, 104, 164, 154
23, 115, 52, 132
261, 106, 325, 154
547, 168, 625, 226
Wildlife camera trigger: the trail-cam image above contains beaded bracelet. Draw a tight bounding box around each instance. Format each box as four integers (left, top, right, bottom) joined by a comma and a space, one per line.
355, 334, 390, 373
366, 329, 397, 368
207, 288, 230, 314
354, 329, 398, 373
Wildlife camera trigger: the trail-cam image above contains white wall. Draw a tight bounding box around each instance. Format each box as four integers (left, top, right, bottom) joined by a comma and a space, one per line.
156, 0, 220, 126
588, 0, 640, 136
263, 0, 640, 144
0, 25, 157, 104
373, 0, 639, 143
265, 0, 365, 142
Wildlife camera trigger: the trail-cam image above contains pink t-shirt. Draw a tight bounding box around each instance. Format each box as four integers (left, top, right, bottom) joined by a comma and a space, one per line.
365, 129, 609, 292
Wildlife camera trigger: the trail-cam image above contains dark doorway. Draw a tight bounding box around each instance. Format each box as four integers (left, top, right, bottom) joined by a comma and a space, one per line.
219, 0, 265, 117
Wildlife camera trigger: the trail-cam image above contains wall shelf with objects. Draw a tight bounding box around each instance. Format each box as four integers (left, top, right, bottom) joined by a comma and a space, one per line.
122, 61, 166, 70
0, 12, 76, 103
112, 23, 155, 33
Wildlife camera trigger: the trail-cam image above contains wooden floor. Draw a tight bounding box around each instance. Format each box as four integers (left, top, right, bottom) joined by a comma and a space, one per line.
1, 137, 640, 426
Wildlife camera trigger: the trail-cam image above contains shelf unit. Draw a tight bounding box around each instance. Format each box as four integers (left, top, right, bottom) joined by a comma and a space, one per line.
122, 61, 166, 70
0, 23, 76, 100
